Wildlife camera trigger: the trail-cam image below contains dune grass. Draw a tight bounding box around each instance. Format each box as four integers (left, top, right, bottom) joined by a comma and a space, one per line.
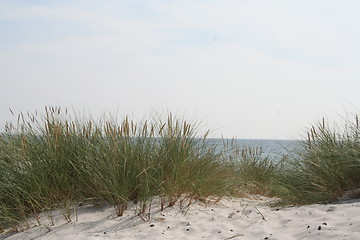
2, 107, 360, 231
274, 115, 360, 205
224, 140, 281, 197
0, 107, 236, 229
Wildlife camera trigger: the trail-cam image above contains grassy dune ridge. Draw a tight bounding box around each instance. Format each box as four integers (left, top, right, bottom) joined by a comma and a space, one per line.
0, 107, 238, 229
1, 107, 360, 231
274, 116, 360, 205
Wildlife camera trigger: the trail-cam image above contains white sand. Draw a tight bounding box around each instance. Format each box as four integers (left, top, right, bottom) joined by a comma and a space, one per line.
2, 196, 360, 240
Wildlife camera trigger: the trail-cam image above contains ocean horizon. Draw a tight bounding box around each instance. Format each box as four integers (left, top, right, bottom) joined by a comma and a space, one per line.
207, 138, 301, 159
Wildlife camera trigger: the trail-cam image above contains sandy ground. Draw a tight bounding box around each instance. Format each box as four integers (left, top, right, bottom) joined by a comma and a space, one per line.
2, 196, 360, 240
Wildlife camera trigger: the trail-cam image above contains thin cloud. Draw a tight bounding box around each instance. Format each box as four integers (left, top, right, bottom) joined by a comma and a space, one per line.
0, 0, 359, 138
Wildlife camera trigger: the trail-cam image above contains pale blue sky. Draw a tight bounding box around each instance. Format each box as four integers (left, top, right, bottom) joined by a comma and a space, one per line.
1, 0, 360, 139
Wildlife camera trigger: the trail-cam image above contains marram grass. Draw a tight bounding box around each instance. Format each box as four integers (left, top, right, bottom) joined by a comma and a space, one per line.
274, 116, 360, 205
2, 107, 360, 232
0, 107, 237, 229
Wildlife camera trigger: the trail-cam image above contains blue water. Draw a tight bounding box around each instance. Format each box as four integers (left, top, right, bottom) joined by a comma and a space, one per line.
207, 138, 301, 159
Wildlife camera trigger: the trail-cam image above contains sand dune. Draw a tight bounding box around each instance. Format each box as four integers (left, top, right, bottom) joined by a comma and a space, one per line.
2, 196, 360, 240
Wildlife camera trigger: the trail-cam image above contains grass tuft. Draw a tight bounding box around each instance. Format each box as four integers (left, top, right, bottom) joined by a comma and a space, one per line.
275, 115, 360, 205
0, 107, 236, 227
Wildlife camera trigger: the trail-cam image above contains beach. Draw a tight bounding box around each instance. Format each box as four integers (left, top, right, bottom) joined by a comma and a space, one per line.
2, 0, 360, 238
3, 196, 360, 240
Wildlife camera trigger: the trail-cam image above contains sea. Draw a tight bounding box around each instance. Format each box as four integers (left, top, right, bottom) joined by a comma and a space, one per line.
207, 138, 302, 160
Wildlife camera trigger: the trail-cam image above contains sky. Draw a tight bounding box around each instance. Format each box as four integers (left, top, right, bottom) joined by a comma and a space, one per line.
1, 0, 360, 139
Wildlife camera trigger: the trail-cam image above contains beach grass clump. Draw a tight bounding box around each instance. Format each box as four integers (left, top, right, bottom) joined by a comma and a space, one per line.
0, 107, 236, 229
275, 116, 360, 205
81, 114, 233, 216
225, 141, 282, 197
0, 107, 96, 228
